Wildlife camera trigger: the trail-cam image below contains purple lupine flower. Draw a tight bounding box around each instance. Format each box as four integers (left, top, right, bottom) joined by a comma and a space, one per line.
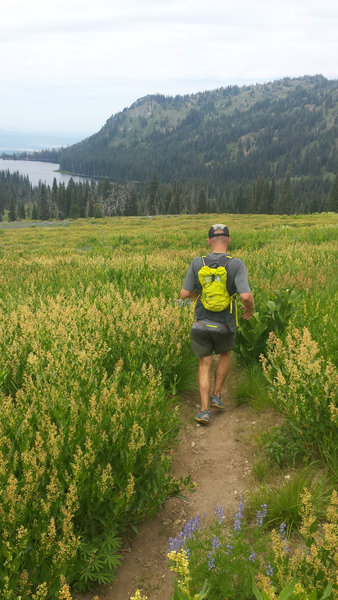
233, 498, 245, 533
214, 504, 224, 524
208, 551, 216, 570
168, 530, 185, 552
208, 536, 220, 570
279, 522, 287, 538
183, 514, 200, 539
211, 536, 220, 550
227, 543, 233, 555
256, 503, 268, 528
249, 550, 256, 562
278, 522, 289, 553
168, 514, 201, 553
266, 563, 274, 577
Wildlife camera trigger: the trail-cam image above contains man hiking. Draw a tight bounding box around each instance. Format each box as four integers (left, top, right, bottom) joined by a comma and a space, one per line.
180, 224, 254, 424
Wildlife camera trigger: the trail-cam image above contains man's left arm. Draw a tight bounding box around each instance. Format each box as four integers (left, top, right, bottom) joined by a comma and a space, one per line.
233, 260, 254, 320
240, 292, 255, 320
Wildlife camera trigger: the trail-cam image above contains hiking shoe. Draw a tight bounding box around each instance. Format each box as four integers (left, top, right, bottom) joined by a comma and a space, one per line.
210, 394, 225, 409
194, 410, 211, 424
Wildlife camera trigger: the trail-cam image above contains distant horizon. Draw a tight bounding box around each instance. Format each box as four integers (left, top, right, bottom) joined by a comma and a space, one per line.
0, 128, 91, 139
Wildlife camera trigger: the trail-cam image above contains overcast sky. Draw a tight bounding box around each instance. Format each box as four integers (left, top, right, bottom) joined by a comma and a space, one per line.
1, 0, 337, 137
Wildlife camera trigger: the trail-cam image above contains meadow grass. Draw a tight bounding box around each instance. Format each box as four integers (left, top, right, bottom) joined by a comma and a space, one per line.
0, 212, 337, 598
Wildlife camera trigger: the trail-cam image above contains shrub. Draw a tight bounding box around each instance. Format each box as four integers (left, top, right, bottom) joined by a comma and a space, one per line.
0, 292, 192, 597
261, 327, 338, 465
235, 287, 299, 365
254, 489, 338, 599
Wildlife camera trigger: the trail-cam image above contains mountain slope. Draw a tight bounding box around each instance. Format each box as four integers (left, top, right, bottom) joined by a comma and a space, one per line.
59, 75, 338, 185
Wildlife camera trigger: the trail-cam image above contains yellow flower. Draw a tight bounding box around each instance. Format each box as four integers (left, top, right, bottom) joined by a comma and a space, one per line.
130, 590, 147, 600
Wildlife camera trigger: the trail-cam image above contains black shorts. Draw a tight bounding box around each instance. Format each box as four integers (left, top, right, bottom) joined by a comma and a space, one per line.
190, 320, 236, 357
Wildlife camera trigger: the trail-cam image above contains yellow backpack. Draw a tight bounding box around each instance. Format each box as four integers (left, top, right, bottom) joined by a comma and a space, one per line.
198, 256, 233, 312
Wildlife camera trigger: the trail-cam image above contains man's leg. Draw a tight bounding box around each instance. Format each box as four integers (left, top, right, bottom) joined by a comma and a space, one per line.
198, 355, 212, 411
213, 350, 231, 397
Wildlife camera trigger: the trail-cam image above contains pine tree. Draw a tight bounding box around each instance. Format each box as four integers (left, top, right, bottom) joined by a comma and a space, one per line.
8, 197, 17, 221
268, 178, 276, 213
38, 184, 50, 220
168, 180, 179, 214
32, 204, 38, 220
124, 189, 138, 216
57, 183, 67, 219
196, 185, 207, 213
276, 166, 292, 214
326, 174, 338, 212
148, 174, 159, 215
51, 178, 59, 218
18, 202, 26, 220
235, 186, 246, 213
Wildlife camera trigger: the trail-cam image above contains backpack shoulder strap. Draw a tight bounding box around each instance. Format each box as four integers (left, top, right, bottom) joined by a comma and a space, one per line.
204, 254, 232, 268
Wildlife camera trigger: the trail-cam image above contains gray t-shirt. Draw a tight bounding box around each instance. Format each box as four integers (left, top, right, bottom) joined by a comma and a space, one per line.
182, 252, 251, 331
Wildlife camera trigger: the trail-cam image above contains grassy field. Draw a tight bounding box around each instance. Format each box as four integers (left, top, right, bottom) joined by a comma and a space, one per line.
0, 213, 337, 599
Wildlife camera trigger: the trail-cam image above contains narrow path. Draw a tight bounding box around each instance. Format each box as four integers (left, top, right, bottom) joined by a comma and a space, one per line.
78, 375, 270, 600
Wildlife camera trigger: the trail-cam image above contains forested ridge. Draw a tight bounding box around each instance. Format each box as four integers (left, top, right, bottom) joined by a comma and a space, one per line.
1, 75, 338, 216
57, 75, 337, 188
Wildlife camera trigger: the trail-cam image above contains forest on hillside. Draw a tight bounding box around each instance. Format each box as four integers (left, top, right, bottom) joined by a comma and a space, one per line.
1, 168, 337, 221
55, 76, 337, 188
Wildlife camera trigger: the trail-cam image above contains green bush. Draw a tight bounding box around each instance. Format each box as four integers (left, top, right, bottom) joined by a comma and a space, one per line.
235, 287, 299, 365
0, 292, 192, 597
261, 327, 338, 466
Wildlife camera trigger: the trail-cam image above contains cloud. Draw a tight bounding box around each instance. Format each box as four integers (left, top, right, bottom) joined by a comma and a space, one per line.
1, 0, 337, 133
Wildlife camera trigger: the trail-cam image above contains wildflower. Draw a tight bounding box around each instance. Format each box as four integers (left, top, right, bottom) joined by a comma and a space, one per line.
211, 536, 220, 550
278, 522, 287, 538
57, 578, 72, 600
214, 503, 224, 524
168, 514, 200, 552
168, 531, 184, 552
249, 550, 257, 562
130, 591, 147, 600
208, 551, 216, 570
183, 514, 200, 539
227, 543, 233, 555
233, 497, 245, 533
167, 549, 191, 591
207, 537, 220, 571
256, 503, 267, 528
266, 563, 274, 577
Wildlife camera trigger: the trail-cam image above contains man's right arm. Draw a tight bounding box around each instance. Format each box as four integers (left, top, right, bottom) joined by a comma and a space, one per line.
180, 260, 198, 299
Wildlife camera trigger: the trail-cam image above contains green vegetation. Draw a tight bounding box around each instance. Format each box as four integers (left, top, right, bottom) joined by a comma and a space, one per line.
164, 489, 337, 599
0, 213, 337, 598
1, 168, 337, 224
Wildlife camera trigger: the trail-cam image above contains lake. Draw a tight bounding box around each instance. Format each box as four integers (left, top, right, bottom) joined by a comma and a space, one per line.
0, 159, 90, 187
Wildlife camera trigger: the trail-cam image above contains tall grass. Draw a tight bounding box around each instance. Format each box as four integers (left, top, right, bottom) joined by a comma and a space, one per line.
0, 213, 337, 597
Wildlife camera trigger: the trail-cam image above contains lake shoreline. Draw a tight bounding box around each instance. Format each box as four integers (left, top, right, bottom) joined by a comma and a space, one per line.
0, 158, 91, 187
0, 156, 109, 183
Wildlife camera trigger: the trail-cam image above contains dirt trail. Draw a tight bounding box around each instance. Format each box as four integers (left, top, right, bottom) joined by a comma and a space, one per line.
78, 374, 268, 600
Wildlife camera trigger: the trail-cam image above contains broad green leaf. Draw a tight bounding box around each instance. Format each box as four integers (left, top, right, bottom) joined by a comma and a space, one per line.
278, 580, 296, 600
320, 582, 333, 600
